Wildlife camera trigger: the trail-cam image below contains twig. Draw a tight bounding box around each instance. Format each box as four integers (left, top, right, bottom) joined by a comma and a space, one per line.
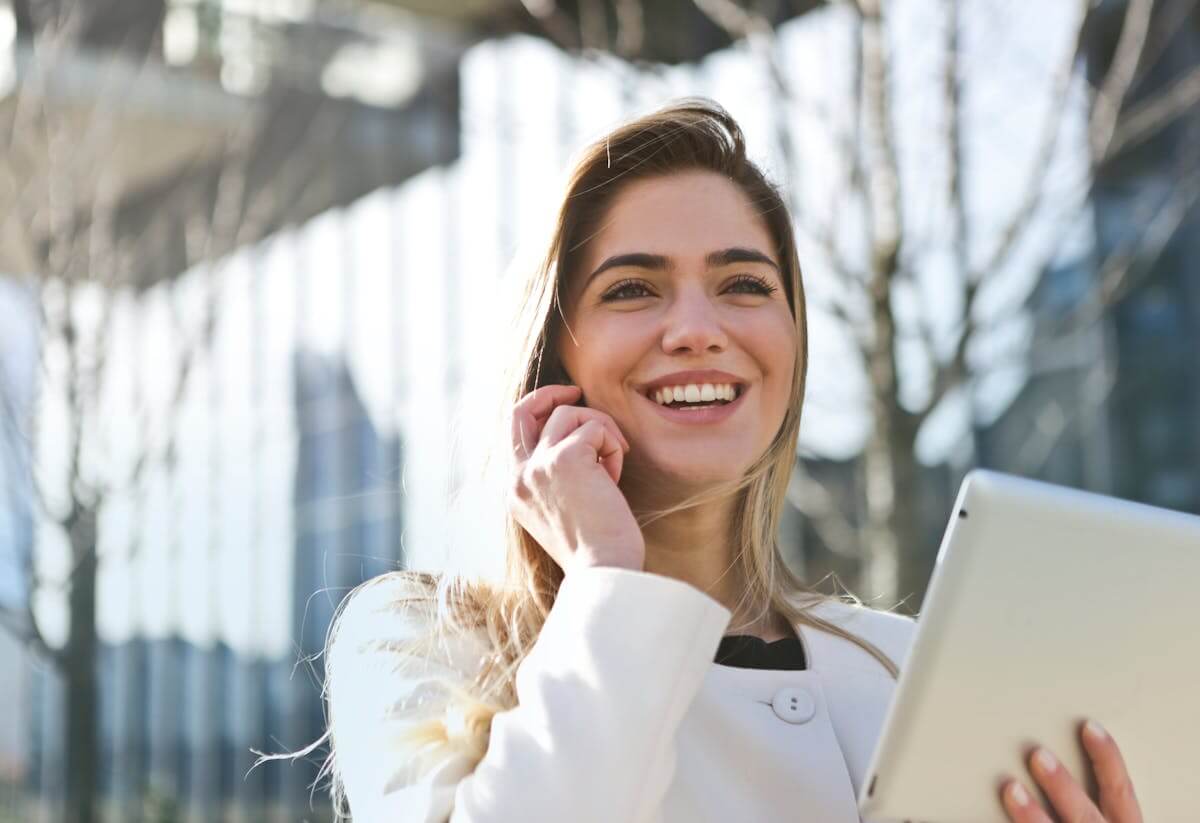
1090, 0, 1156, 160
1108, 63, 1200, 157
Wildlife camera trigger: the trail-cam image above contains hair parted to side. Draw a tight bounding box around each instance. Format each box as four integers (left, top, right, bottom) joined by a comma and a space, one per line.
297, 98, 901, 821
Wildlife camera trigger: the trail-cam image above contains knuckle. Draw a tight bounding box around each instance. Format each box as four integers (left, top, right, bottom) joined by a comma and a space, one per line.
547, 405, 574, 425
574, 419, 604, 442
507, 474, 532, 504
584, 408, 617, 430
1109, 777, 1137, 805
558, 436, 591, 459
528, 455, 554, 481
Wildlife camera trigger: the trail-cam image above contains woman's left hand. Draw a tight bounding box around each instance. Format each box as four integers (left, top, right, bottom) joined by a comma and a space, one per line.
1000, 719, 1143, 823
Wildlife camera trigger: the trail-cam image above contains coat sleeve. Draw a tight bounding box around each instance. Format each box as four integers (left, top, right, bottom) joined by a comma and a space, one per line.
328, 566, 733, 823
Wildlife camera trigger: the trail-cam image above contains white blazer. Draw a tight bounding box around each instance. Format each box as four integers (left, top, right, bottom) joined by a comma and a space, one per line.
329, 566, 917, 823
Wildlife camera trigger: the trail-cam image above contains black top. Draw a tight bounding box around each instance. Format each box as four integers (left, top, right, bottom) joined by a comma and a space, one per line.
714, 634, 807, 670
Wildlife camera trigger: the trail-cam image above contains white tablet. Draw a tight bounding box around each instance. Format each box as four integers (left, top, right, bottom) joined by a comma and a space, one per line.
858, 469, 1200, 823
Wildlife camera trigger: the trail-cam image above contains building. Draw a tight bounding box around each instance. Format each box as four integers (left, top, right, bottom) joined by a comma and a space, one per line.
287, 349, 405, 813
983, 1, 1200, 516
21, 348, 402, 822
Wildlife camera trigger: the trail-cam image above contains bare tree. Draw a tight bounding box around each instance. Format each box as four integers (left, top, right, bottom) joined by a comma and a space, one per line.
519, 0, 1200, 609
691, 0, 1200, 609
0, 6, 354, 821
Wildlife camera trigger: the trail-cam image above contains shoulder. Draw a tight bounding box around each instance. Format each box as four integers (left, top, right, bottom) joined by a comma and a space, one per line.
329, 571, 438, 667
328, 571, 493, 699
801, 597, 918, 675
327, 572, 498, 816
332, 570, 440, 643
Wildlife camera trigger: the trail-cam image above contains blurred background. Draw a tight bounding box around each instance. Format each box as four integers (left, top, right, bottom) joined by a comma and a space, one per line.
0, 0, 1196, 820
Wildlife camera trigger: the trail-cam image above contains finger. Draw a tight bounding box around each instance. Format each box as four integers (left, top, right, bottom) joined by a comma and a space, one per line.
1027, 747, 1105, 823
1081, 720, 1143, 823
595, 427, 625, 484
511, 384, 582, 459
558, 419, 625, 485
540, 404, 630, 453
999, 778, 1054, 823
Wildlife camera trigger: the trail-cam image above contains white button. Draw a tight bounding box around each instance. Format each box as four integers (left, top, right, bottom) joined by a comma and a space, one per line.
771, 686, 816, 724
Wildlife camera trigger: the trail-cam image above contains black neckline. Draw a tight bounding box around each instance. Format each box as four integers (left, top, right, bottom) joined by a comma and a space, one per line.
714, 633, 807, 671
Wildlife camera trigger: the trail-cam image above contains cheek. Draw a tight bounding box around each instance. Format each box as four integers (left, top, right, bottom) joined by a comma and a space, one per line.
746, 312, 798, 378
573, 316, 647, 370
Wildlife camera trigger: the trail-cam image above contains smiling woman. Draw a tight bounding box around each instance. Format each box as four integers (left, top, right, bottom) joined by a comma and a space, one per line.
318, 99, 917, 823
558, 170, 797, 497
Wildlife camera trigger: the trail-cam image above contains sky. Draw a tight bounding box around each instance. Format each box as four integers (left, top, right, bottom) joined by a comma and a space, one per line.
5, 0, 1093, 657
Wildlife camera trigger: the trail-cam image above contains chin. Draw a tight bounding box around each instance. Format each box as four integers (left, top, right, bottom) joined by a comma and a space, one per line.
627, 451, 751, 494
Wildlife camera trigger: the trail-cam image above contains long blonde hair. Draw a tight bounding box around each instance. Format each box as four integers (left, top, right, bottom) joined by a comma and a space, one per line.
311, 98, 900, 820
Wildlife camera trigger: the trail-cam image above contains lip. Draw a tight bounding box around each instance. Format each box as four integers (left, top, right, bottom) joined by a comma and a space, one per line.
637, 381, 748, 425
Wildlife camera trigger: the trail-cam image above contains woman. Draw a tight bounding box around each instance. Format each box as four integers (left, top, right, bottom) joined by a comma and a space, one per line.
322, 100, 1143, 823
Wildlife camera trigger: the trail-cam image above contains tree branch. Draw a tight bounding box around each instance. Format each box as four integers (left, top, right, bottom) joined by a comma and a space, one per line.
1108, 62, 1200, 157
914, 0, 972, 421
972, 0, 1091, 285
1065, 162, 1200, 331
1090, 0, 1157, 161
787, 463, 861, 559
921, 278, 980, 423
857, 0, 903, 282
1012, 365, 1118, 478
976, 157, 1200, 376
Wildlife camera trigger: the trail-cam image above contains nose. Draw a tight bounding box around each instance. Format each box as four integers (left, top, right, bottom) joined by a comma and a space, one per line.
660, 285, 727, 355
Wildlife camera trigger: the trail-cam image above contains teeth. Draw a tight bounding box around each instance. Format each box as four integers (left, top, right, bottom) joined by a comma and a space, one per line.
651, 382, 739, 406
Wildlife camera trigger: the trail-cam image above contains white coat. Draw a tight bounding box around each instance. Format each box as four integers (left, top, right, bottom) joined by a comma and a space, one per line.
328, 565, 917, 822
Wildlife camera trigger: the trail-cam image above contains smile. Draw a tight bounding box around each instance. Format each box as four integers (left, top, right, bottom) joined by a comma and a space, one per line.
637, 383, 747, 425
647, 382, 742, 407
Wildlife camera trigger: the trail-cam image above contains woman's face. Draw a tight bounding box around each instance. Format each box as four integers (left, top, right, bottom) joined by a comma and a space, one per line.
558, 170, 798, 491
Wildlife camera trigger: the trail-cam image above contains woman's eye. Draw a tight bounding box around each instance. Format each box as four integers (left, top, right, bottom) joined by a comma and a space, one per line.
601, 279, 653, 301
600, 274, 778, 302
726, 274, 778, 295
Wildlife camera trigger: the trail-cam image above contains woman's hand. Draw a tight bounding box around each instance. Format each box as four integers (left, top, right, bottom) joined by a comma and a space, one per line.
508, 384, 645, 574
1000, 720, 1143, 823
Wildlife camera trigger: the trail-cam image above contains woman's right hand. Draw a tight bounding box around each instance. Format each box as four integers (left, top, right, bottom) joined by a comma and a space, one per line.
508, 384, 645, 574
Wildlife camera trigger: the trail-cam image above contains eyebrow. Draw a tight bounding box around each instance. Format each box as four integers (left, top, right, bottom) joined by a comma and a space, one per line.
583, 247, 780, 291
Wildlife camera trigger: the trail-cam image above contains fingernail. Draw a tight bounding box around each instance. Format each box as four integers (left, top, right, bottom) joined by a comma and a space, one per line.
1084, 719, 1107, 741
1034, 748, 1058, 773
1009, 782, 1030, 807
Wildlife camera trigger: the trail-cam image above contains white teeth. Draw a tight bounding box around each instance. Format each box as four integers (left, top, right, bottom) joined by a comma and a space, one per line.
650, 382, 740, 406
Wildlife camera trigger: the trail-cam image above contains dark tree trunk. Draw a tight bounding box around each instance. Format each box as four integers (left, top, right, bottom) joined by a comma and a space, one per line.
889, 415, 929, 611
64, 506, 99, 823
861, 408, 930, 613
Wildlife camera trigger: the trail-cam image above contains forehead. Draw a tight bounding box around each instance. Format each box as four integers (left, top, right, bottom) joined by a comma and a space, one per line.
579, 170, 776, 272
